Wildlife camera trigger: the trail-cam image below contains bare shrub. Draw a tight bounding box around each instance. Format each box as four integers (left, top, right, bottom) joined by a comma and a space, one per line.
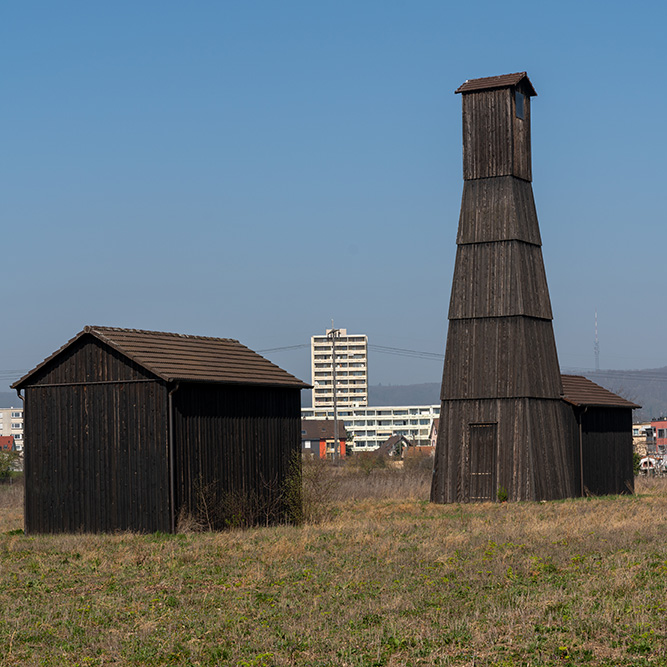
182, 456, 302, 531
347, 451, 387, 476
301, 456, 339, 523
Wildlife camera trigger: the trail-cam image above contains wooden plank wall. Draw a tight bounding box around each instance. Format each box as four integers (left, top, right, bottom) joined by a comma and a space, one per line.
449, 242, 552, 319
172, 384, 301, 528
441, 318, 563, 400
561, 406, 634, 496
431, 398, 578, 503
24, 379, 170, 534
457, 177, 541, 245
462, 86, 531, 181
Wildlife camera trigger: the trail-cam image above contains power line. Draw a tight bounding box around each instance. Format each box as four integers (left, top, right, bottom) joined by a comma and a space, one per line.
257, 344, 309, 353
368, 344, 444, 361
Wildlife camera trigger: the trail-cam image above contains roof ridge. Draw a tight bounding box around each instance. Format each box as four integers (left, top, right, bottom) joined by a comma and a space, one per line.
86, 325, 240, 344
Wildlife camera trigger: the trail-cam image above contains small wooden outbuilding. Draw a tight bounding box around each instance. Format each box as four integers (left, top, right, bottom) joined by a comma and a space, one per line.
12, 326, 309, 533
561, 375, 639, 496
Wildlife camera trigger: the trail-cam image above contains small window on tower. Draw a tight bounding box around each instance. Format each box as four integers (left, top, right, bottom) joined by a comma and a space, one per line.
515, 91, 525, 119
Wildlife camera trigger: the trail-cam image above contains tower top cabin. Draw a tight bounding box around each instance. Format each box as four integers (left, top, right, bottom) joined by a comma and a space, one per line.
456, 72, 536, 182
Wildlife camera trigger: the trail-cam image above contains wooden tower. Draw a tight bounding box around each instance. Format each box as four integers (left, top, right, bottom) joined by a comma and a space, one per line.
431, 73, 577, 503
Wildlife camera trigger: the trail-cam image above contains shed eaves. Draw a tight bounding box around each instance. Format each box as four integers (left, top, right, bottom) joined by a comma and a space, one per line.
561, 374, 640, 409
13, 326, 310, 389
455, 72, 537, 96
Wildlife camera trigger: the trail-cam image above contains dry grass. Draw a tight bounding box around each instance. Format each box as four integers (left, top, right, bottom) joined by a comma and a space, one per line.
1, 473, 667, 665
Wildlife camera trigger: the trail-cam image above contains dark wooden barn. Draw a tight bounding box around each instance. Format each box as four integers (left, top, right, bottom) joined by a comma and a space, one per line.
12, 326, 309, 533
431, 73, 577, 503
561, 375, 639, 496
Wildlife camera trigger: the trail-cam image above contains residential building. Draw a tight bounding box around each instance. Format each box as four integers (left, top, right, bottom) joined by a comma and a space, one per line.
0, 435, 16, 451
301, 420, 347, 459
0, 406, 24, 452
632, 422, 653, 456
650, 418, 667, 455
311, 329, 368, 408
302, 404, 440, 451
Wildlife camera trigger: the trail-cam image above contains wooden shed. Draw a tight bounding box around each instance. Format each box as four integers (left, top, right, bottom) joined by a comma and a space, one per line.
561, 375, 639, 496
12, 326, 309, 533
431, 73, 576, 503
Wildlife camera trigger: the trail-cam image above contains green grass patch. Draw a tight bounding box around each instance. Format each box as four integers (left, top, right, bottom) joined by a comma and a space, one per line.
2, 474, 667, 664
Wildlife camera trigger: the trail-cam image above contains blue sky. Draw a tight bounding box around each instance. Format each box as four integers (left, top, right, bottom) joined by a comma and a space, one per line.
2, 1, 666, 390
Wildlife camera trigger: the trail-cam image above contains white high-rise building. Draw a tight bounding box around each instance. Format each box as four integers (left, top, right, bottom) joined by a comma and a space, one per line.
311, 328, 368, 408
0, 406, 24, 451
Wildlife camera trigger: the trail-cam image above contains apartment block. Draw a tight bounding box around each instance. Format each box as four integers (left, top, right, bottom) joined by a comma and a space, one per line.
301, 404, 440, 451
0, 406, 24, 452
311, 329, 368, 408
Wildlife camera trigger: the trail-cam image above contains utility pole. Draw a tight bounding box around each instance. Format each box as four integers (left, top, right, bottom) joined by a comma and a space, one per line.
327, 325, 340, 461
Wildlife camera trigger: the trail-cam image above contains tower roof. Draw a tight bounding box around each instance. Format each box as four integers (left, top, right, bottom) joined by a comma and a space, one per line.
455, 72, 537, 96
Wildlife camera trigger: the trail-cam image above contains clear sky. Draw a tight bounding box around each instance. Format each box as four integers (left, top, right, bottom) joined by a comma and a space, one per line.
2, 1, 666, 391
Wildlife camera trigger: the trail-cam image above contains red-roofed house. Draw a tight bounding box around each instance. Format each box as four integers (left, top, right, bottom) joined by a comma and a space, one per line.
0, 435, 15, 451
301, 420, 347, 459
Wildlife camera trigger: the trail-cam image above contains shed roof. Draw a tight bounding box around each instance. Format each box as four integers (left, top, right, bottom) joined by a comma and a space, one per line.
13, 326, 310, 389
455, 72, 537, 96
301, 419, 347, 441
561, 374, 640, 409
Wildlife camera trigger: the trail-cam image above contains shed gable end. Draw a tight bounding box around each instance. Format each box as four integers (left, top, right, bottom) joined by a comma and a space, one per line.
22, 335, 160, 387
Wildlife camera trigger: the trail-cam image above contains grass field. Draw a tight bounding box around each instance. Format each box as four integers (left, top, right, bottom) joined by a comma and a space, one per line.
1, 467, 667, 666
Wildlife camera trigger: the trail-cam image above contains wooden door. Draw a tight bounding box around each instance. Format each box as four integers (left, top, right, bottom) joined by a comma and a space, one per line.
468, 423, 497, 501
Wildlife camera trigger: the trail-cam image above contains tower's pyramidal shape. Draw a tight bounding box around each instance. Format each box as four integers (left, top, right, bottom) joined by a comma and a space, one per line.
431, 73, 576, 503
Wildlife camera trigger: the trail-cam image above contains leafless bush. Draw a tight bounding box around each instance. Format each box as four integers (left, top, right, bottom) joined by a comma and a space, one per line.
301, 456, 339, 523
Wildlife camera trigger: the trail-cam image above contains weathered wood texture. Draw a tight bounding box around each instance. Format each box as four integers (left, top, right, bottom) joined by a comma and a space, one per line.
457, 177, 541, 245
25, 335, 158, 386
23, 363, 170, 534
441, 318, 562, 399
462, 80, 532, 181
18, 331, 304, 533
433, 73, 577, 503
431, 398, 577, 502
449, 242, 552, 319
563, 406, 634, 496
172, 384, 301, 529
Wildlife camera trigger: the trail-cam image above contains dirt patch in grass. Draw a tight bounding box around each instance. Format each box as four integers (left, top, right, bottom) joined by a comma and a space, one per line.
2, 475, 667, 665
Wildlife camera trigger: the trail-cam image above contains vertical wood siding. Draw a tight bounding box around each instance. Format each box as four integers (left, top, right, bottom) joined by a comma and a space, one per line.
24, 379, 170, 534
463, 89, 513, 180
562, 406, 634, 496
457, 178, 541, 245
512, 81, 532, 182
27, 335, 157, 386
441, 318, 563, 399
431, 398, 577, 503
172, 384, 301, 529
462, 87, 532, 181
433, 78, 575, 504
448, 241, 553, 320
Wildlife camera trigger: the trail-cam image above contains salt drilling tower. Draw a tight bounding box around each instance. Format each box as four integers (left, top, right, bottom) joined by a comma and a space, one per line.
431, 72, 577, 503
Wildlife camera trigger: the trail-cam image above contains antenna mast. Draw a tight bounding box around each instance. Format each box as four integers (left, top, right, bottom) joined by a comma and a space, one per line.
594, 310, 600, 371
